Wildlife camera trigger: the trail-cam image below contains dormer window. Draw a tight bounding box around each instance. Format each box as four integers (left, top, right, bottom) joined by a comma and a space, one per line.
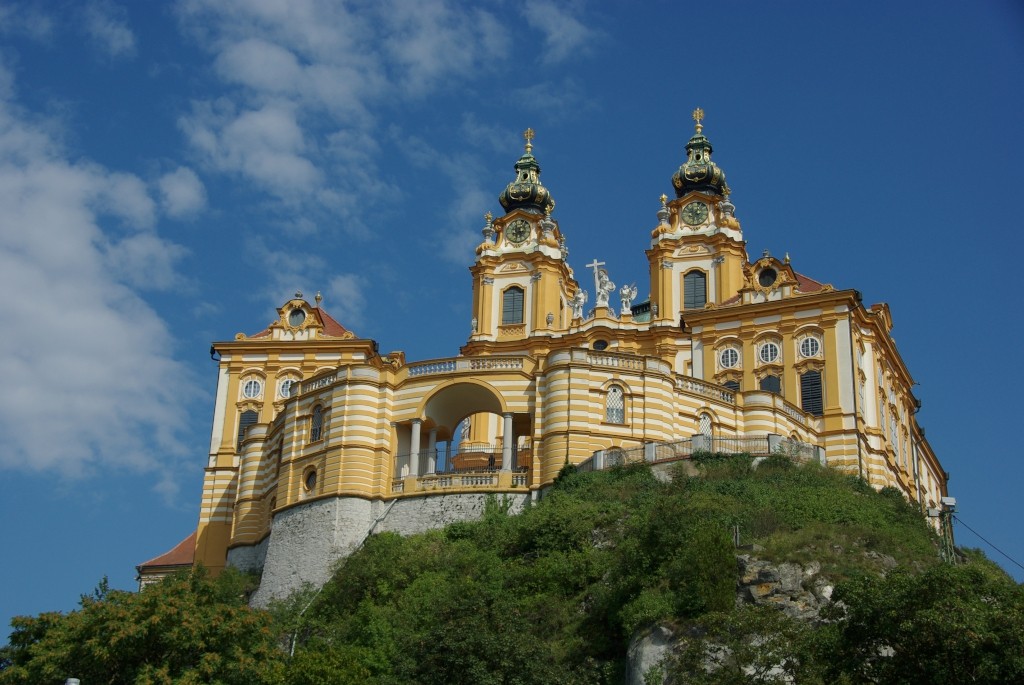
288, 308, 306, 327
758, 268, 778, 288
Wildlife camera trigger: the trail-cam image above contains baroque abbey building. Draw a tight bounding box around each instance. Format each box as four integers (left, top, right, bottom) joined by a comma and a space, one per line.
140, 112, 948, 600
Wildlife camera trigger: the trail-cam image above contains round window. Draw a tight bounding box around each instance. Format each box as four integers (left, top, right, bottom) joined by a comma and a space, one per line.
289, 308, 306, 327
759, 342, 780, 364
758, 268, 777, 287
304, 469, 317, 491
720, 348, 739, 369
242, 378, 262, 399
279, 379, 294, 399
593, 340, 609, 351
800, 337, 821, 358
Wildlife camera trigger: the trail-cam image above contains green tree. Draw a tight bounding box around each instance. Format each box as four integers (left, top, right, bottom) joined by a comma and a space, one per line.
1, 569, 285, 685
820, 561, 1024, 684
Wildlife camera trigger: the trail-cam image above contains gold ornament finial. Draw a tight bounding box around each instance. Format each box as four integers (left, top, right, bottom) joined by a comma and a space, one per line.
659, 193, 668, 205
315, 291, 323, 306
484, 211, 492, 223
692, 107, 704, 133
523, 127, 535, 153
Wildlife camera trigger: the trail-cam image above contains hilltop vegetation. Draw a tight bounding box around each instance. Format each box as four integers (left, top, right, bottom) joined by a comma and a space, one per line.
4, 456, 1023, 684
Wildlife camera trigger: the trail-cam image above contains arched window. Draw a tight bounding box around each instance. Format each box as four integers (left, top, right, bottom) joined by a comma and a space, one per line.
759, 375, 781, 394
502, 286, 524, 324
723, 380, 740, 392
800, 370, 823, 416
605, 385, 625, 423
698, 412, 713, 437
310, 405, 324, 442
237, 410, 258, 449
683, 271, 707, 310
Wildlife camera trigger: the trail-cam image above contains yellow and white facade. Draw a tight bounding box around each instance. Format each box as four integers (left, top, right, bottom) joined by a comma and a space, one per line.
189, 114, 947, 600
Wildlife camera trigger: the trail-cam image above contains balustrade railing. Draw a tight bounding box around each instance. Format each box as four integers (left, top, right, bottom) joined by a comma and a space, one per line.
407, 356, 525, 377
586, 351, 645, 370
675, 377, 736, 403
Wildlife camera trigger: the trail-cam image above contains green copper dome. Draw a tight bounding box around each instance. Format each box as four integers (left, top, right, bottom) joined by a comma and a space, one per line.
671, 108, 729, 198
499, 128, 555, 215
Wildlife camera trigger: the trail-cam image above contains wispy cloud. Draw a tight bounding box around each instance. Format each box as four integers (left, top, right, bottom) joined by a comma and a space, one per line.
0, 57, 196, 492
83, 0, 136, 59
523, 0, 600, 65
158, 166, 207, 218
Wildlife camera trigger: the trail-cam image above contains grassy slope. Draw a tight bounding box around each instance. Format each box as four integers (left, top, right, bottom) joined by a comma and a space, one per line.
284, 456, 947, 684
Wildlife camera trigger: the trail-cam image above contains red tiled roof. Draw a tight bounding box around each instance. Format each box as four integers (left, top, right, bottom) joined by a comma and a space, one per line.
314, 307, 351, 337
794, 272, 825, 293
246, 306, 353, 339
137, 531, 196, 570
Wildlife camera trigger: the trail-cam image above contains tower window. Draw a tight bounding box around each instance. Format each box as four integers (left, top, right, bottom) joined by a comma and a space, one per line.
605, 385, 625, 423
719, 347, 739, 369
237, 410, 258, 449
242, 378, 263, 399
758, 342, 780, 364
800, 370, 823, 416
683, 271, 707, 310
800, 337, 821, 358
502, 286, 525, 324
760, 375, 781, 394
310, 405, 324, 442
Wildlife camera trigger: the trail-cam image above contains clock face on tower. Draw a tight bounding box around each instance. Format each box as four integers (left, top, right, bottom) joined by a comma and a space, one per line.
506, 219, 530, 244
680, 201, 708, 226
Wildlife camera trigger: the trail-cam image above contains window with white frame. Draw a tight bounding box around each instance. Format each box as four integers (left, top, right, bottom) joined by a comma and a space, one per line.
758, 341, 780, 364
799, 336, 821, 358
242, 377, 263, 399
605, 385, 625, 423
719, 347, 739, 369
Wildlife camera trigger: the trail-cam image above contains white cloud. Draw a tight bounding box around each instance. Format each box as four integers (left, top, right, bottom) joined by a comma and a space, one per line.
523, 0, 597, 65
158, 166, 207, 217
0, 63, 195, 488
179, 101, 322, 201
326, 273, 366, 328
83, 0, 136, 59
0, 3, 54, 43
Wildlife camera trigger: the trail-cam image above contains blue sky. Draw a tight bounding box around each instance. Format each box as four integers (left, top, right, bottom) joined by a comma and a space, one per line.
2, 0, 1022, 635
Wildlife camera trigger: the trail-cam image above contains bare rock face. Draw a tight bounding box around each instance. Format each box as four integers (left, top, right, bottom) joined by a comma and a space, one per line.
626, 625, 676, 685
735, 555, 833, 621
626, 556, 835, 685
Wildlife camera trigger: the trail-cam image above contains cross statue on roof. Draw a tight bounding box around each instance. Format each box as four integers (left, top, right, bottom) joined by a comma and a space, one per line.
693, 107, 704, 132
523, 128, 535, 152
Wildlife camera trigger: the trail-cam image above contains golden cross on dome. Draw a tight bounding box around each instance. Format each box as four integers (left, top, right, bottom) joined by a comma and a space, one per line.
524, 127, 535, 152
692, 107, 704, 133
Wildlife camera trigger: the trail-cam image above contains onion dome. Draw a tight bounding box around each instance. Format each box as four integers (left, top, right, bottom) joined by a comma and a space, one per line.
499, 128, 555, 215
671, 108, 729, 198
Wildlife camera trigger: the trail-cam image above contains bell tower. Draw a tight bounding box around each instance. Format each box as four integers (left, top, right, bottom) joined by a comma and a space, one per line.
467, 129, 578, 346
647, 109, 747, 324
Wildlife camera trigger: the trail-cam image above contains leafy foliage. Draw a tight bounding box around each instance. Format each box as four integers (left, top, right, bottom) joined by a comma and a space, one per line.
0, 568, 285, 685
5, 459, 1020, 684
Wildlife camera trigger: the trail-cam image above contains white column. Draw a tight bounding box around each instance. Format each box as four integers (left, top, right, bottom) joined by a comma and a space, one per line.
427, 428, 438, 473
409, 419, 422, 477
501, 413, 513, 472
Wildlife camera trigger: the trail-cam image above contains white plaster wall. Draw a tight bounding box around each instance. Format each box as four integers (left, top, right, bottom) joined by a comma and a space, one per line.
246, 492, 530, 607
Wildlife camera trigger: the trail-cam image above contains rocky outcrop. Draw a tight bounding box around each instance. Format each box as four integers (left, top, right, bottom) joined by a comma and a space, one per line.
734, 555, 833, 621
626, 555, 834, 685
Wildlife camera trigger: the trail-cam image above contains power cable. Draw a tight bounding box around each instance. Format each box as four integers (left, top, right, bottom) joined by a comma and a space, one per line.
952, 515, 1024, 574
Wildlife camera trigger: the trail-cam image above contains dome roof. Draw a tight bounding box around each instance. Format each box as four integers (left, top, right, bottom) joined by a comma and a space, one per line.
499, 128, 555, 215
671, 108, 729, 198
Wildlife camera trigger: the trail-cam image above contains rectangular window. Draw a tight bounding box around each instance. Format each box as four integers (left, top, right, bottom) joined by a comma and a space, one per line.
502, 287, 524, 324
800, 371, 824, 416
683, 271, 707, 310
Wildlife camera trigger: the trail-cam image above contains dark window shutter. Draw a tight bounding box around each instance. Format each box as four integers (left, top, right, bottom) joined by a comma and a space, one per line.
237, 410, 259, 449
502, 287, 524, 324
683, 271, 707, 310
801, 371, 824, 416
759, 375, 781, 394
723, 380, 740, 392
